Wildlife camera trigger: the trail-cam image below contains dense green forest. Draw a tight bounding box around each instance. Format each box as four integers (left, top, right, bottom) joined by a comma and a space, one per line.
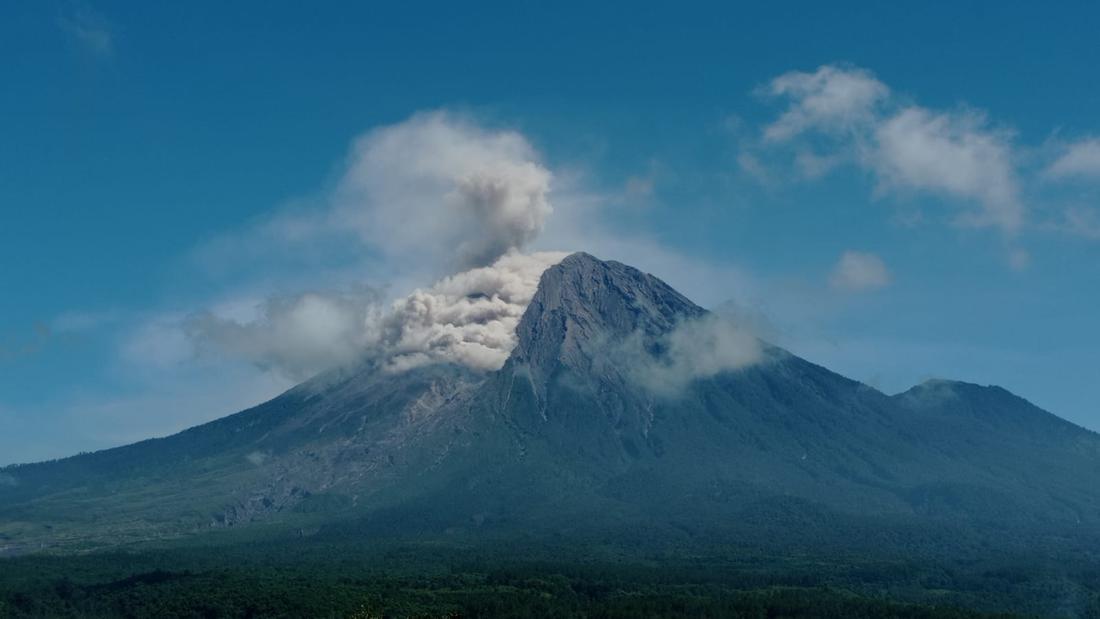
0, 556, 1018, 618
2, 533, 1098, 618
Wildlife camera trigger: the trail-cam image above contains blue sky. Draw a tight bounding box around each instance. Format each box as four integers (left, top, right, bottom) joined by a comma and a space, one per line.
2, 1, 1099, 465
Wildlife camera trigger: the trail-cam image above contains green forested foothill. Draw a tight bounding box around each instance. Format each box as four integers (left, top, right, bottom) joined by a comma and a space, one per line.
1, 536, 1097, 618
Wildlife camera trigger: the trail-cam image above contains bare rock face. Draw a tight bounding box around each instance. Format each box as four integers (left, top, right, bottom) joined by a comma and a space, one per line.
513, 252, 705, 380
3, 252, 1100, 550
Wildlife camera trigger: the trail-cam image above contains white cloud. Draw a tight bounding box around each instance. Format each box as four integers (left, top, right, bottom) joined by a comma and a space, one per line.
829, 251, 891, 291
760, 64, 1025, 234
660, 314, 763, 380
620, 314, 763, 396
762, 65, 889, 142
871, 108, 1022, 232
1045, 138, 1100, 181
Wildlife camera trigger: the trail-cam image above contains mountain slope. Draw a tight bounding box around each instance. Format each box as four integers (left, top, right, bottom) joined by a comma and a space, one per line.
2, 252, 1099, 552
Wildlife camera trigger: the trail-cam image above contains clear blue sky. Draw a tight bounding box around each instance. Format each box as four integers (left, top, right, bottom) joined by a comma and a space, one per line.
3, 1, 1099, 464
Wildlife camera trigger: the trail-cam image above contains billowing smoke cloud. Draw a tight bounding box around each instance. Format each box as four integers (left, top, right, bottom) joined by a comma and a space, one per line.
616, 314, 764, 396
185, 252, 567, 379
376, 251, 567, 372
333, 111, 553, 269
175, 113, 767, 383
185, 288, 383, 381
180, 113, 566, 379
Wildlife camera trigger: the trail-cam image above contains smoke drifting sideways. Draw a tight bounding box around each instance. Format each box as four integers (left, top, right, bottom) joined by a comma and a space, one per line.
185, 113, 568, 380
185, 288, 384, 381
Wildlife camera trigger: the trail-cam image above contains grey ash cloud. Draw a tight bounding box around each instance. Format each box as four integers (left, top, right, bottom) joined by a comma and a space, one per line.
182, 113, 568, 379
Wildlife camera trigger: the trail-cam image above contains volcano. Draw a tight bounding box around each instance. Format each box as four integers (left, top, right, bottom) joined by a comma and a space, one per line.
2, 252, 1099, 552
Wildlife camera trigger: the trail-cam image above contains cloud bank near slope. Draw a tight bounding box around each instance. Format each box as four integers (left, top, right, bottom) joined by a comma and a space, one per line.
594, 314, 763, 397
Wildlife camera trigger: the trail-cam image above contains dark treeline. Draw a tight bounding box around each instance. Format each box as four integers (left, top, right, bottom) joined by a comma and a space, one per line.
0, 563, 1021, 618
1, 536, 1098, 618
